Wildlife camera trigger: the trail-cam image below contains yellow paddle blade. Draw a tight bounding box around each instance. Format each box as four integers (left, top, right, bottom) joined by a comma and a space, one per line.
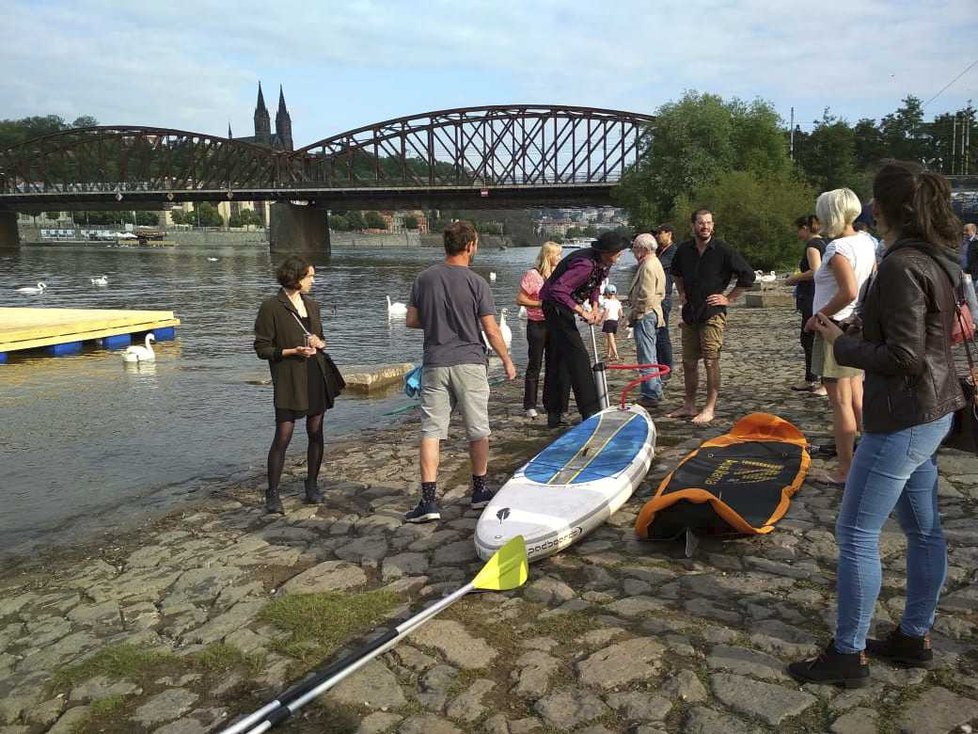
472, 536, 528, 591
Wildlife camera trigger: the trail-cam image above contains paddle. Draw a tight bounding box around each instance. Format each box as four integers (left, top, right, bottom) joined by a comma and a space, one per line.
218, 535, 528, 734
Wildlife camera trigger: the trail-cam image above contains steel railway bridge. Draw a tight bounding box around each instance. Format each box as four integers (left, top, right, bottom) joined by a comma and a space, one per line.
0, 105, 655, 251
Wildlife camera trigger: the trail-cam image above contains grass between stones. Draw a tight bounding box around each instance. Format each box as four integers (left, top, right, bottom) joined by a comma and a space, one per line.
259, 590, 400, 667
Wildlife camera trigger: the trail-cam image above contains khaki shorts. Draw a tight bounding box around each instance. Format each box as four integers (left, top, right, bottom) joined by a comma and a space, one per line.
812, 334, 863, 380
420, 364, 491, 441
680, 313, 727, 361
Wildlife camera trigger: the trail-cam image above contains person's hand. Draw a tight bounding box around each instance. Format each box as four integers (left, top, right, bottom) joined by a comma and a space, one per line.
504, 357, 517, 381
706, 293, 729, 307
812, 313, 844, 343
309, 335, 326, 350
804, 314, 819, 332
295, 345, 317, 358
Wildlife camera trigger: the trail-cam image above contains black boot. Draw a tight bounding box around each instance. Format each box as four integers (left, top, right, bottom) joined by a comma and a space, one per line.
866, 627, 935, 668
264, 489, 284, 515
787, 640, 870, 688
304, 478, 324, 504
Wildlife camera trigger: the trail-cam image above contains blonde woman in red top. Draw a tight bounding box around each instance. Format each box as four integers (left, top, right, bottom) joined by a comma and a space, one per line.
516, 241, 562, 418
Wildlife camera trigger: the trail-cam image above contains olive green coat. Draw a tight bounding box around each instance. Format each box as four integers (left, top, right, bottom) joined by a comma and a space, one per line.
254, 290, 328, 412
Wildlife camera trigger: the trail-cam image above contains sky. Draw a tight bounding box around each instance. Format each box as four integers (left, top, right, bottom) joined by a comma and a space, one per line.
2, 0, 977, 147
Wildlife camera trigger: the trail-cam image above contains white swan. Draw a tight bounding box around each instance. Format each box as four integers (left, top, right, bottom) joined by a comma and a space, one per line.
16, 282, 46, 295
489, 271, 497, 282
207, 257, 218, 262
499, 308, 512, 349
91, 275, 108, 286
757, 271, 778, 283
387, 295, 408, 318
483, 308, 513, 354
123, 333, 156, 363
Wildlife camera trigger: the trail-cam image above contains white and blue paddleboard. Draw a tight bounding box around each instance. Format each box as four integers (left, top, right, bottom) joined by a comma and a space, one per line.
475, 405, 656, 562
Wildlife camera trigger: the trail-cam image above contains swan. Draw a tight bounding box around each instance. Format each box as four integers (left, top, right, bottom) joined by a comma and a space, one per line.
757, 271, 778, 283
207, 257, 218, 262
489, 271, 497, 282
16, 282, 46, 295
499, 308, 512, 349
123, 333, 156, 363
387, 295, 408, 318
91, 275, 108, 286
483, 308, 513, 353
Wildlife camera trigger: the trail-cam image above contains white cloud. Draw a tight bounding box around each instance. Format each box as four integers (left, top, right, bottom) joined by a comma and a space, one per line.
1, 0, 975, 143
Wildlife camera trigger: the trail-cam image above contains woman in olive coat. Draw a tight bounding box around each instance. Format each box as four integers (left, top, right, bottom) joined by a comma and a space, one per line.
254, 256, 342, 513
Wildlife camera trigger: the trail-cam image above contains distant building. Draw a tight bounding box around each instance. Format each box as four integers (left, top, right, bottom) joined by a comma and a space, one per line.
233, 82, 294, 152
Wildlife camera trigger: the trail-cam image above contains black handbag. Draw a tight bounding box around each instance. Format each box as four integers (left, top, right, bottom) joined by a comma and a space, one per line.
943, 306, 978, 455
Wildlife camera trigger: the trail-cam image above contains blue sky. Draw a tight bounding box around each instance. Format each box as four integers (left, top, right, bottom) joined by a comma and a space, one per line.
3, 0, 976, 146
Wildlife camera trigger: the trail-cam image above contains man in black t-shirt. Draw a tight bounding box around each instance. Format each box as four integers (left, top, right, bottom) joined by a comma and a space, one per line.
668, 209, 755, 425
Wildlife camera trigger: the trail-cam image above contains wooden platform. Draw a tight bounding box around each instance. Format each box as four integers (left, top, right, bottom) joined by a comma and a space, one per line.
0, 308, 180, 354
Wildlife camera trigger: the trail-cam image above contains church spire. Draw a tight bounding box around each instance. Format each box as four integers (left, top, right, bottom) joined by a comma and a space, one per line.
227, 121, 233, 139
275, 84, 294, 151
254, 82, 271, 144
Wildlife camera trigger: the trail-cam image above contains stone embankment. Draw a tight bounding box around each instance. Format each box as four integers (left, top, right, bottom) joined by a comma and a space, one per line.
1, 301, 977, 733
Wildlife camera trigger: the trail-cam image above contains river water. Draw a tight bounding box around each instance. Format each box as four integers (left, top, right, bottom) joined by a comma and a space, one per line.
0, 241, 633, 557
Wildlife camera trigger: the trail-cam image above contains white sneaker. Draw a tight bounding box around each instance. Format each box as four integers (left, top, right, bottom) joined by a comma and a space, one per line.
525, 408, 538, 418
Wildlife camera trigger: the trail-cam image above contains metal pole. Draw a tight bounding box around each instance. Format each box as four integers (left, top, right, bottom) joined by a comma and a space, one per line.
588, 323, 610, 410
789, 107, 795, 160
953, 116, 959, 175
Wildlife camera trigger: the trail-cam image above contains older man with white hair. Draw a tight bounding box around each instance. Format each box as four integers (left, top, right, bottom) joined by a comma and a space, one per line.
628, 233, 667, 408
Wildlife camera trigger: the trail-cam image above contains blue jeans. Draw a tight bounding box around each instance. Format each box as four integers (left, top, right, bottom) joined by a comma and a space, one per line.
633, 312, 663, 400
657, 300, 673, 370
834, 413, 953, 653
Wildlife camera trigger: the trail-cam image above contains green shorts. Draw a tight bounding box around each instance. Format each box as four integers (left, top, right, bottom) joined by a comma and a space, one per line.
420, 364, 491, 441
812, 334, 863, 380
680, 313, 726, 361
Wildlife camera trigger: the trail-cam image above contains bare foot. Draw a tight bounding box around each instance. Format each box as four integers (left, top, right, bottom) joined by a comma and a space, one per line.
690, 409, 714, 425
667, 405, 697, 419
811, 386, 828, 397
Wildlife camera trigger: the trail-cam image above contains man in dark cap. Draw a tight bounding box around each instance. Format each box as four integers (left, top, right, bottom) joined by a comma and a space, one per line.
540, 231, 629, 427
653, 223, 677, 372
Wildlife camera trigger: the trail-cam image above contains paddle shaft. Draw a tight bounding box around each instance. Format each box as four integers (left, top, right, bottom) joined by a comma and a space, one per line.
588, 324, 610, 410
222, 583, 475, 734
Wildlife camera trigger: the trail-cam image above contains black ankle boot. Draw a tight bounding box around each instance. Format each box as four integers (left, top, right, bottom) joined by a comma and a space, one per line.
264, 489, 284, 515
304, 478, 324, 504
867, 627, 934, 668
787, 640, 870, 688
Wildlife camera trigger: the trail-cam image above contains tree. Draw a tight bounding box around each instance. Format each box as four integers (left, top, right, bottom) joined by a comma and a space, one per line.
673, 169, 816, 271
880, 96, 928, 163
403, 214, 419, 230
616, 91, 794, 230
364, 211, 387, 229
852, 118, 886, 171
794, 111, 857, 192
346, 210, 366, 231
45, 211, 60, 220
329, 214, 351, 231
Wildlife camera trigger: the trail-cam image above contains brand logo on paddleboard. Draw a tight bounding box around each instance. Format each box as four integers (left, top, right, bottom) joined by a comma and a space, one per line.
527, 526, 583, 556
496, 508, 511, 522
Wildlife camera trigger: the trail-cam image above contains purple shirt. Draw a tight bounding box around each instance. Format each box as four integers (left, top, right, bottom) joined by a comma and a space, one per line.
540, 252, 607, 312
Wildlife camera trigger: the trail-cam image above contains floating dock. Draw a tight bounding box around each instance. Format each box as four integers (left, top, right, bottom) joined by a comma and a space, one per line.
0, 308, 180, 362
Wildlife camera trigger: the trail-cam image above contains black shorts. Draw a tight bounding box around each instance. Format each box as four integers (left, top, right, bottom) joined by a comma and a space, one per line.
602, 320, 619, 334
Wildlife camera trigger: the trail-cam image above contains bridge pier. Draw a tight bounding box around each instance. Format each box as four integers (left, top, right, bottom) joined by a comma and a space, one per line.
269, 203, 330, 257
0, 212, 19, 249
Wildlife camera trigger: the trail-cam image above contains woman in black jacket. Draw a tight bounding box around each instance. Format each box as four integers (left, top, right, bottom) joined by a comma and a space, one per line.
254, 256, 342, 513
789, 161, 966, 688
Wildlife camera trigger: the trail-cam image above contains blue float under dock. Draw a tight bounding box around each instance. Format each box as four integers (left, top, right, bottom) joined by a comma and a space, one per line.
0, 308, 180, 361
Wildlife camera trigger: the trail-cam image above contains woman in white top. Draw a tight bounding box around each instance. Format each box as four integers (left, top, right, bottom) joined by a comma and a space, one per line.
807, 188, 878, 485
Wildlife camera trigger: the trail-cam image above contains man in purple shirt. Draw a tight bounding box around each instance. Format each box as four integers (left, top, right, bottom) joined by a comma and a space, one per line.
540, 231, 630, 428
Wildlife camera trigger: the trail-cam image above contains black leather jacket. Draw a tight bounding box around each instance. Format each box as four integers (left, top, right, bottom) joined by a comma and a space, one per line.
834, 238, 966, 434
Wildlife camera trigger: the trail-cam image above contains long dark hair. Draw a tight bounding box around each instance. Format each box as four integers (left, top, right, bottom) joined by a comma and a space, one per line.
793, 214, 821, 234
873, 161, 960, 250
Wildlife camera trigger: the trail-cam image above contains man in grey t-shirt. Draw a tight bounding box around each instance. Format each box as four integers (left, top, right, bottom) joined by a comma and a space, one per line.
404, 221, 516, 523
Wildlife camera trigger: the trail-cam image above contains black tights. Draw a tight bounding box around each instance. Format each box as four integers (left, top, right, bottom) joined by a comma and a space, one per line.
267, 412, 325, 492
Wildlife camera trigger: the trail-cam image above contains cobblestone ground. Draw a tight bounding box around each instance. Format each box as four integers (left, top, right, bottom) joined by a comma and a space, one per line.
2, 301, 978, 734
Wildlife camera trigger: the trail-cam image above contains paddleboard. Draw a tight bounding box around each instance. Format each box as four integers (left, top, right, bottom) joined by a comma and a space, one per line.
475, 405, 655, 562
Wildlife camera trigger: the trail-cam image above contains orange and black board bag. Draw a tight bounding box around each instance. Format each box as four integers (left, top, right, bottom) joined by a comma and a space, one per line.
635, 413, 809, 540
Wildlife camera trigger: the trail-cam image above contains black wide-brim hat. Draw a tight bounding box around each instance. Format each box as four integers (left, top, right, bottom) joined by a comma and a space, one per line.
592, 231, 629, 253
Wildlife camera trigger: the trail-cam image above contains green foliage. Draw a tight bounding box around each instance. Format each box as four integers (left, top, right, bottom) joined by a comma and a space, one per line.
169, 209, 188, 225
674, 169, 816, 270
794, 111, 857, 192
364, 211, 387, 229
260, 590, 399, 666
616, 91, 794, 230
403, 214, 419, 230
194, 202, 224, 227
329, 214, 351, 231
346, 210, 366, 230
191, 642, 265, 675
45, 211, 61, 220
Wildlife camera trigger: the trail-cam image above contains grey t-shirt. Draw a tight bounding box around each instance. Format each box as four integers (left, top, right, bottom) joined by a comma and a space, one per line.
409, 263, 495, 367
